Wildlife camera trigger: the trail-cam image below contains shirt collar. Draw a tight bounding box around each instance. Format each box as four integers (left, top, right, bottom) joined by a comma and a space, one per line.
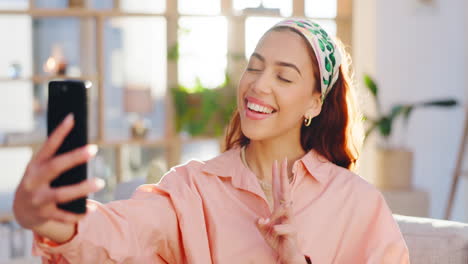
201, 147, 261, 194
298, 149, 332, 184
201, 147, 332, 186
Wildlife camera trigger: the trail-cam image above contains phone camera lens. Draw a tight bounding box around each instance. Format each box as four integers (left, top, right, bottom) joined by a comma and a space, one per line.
61, 86, 68, 92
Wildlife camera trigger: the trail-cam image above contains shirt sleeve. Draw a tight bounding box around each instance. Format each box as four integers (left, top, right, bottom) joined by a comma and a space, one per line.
363, 191, 410, 264
330, 175, 411, 264
32, 184, 184, 264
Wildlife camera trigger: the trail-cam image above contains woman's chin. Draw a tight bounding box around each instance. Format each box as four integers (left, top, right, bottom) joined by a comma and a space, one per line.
241, 124, 274, 142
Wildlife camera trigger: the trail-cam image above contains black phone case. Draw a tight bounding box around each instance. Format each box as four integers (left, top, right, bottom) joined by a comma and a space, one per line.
47, 80, 88, 214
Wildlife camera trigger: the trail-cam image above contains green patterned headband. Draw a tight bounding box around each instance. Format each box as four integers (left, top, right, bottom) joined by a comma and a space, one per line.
272, 19, 342, 102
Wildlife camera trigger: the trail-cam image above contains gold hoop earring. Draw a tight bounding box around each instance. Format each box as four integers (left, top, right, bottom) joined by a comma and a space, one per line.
304, 116, 312, 127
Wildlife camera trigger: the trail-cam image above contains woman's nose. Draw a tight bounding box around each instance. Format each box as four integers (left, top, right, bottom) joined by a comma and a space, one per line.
251, 72, 273, 95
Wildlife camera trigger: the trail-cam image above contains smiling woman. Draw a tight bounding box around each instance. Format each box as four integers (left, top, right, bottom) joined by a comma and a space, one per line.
226, 21, 361, 170
15, 18, 409, 264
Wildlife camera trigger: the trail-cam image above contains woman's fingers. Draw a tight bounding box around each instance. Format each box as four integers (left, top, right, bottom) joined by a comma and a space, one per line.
54, 178, 105, 204
34, 145, 98, 187
30, 185, 54, 207
273, 224, 296, 236
35, 114, 75, 163
51, 208, 87, 224
256, 218, 273, 238
272, 160, 281, 210
280, 157, 291, 202
256, 218, 296, 250
31, 178, 104, 207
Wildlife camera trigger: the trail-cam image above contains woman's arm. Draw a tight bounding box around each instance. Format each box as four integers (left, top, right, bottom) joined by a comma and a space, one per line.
32, 188, 183, 264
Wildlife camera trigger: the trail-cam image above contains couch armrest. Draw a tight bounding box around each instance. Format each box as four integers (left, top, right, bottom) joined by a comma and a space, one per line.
393, 214, 468, 264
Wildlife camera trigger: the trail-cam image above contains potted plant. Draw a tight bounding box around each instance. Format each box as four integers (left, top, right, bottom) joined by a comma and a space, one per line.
171, 75, 237, 138
363, 74, 457, 189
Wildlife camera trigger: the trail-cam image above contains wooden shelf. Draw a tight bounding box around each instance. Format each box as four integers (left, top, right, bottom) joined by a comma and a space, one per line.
31, 75, 97, 83
0, 75, 97, 83
0, 136, 226, 149
0, 138, 168, 149
96, 138, 167, 147
0, 8, 297, 19
0, 8, 167, 18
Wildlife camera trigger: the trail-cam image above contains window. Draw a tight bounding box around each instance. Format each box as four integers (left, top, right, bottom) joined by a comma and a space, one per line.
245, 16, 282, 58
120, 0, 166, 13
179, 0, 220, 15
178, 16, 227, 89
305, 0, 337, 37
305, 0, 337, 18
0, 0, 28, 10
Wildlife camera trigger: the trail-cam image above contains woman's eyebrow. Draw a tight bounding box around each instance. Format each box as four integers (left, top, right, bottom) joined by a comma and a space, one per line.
277, 61, 302, 76
251, 52, 302, 76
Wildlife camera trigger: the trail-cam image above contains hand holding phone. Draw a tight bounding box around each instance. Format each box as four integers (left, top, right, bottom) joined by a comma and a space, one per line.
47, 80, 89, 214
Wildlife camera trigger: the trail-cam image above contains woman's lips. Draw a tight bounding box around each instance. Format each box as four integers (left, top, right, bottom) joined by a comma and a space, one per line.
244, 97, 276, 121
245, 96, 277, 111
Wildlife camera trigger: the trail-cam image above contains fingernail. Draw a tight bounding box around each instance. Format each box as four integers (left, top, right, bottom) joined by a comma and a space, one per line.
94, 178, 105, 189
87, 145, 98, 156
64, 113, 74, 124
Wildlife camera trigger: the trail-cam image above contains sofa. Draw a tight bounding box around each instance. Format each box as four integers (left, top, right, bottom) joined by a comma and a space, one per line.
394, 214, 468, 263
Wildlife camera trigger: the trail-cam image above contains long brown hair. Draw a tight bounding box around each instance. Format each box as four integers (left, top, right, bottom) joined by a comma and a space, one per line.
223, 27, 363, 171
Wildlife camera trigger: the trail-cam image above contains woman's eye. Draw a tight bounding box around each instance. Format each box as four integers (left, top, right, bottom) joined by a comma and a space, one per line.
247, 68, 260, 72
278, 76, 292, 83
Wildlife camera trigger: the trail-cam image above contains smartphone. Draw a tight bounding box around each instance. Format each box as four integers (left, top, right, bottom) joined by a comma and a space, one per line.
47, 80, 89, 214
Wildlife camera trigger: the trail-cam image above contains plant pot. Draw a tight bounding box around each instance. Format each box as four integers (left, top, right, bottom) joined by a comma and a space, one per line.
374, 147, 413, 190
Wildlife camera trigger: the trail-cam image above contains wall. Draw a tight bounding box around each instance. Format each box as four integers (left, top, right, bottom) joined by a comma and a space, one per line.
354, 0, 467, 220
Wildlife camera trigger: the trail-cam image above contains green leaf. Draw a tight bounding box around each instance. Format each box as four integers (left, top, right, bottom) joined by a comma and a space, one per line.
390, 105, 405, 119
320, 29, 328, 37
401, 106, 414, 127
330, 53, 336, 67
363, 74, 378, 98
325, 57, 332, 72
167, 43, 179, 61
323, 77, 329, 85
318, 39, 325, 51
420, 99, 458, 107
378, 117, 392, 138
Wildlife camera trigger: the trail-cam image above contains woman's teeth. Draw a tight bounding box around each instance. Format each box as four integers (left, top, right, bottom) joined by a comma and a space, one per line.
247, 101, 275, 114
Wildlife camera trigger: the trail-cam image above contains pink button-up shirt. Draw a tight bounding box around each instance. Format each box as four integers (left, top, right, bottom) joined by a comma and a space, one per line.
33, 147, 410, 263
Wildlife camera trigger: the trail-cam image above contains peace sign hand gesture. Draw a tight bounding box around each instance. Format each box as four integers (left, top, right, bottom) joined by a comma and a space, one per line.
256, 158, 308, 264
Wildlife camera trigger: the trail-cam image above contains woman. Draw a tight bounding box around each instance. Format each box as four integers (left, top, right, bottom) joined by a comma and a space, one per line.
13, 19, 410, 263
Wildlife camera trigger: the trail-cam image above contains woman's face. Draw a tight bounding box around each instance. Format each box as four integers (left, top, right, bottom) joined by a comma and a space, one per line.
238, 29, 322, 142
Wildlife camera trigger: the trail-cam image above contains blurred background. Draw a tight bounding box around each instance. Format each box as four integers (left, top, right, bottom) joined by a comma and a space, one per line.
0, 0, 465, 262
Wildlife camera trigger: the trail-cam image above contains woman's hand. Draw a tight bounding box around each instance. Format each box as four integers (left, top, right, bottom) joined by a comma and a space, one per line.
13, 114, 104, 231
256, 158, 307, 264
